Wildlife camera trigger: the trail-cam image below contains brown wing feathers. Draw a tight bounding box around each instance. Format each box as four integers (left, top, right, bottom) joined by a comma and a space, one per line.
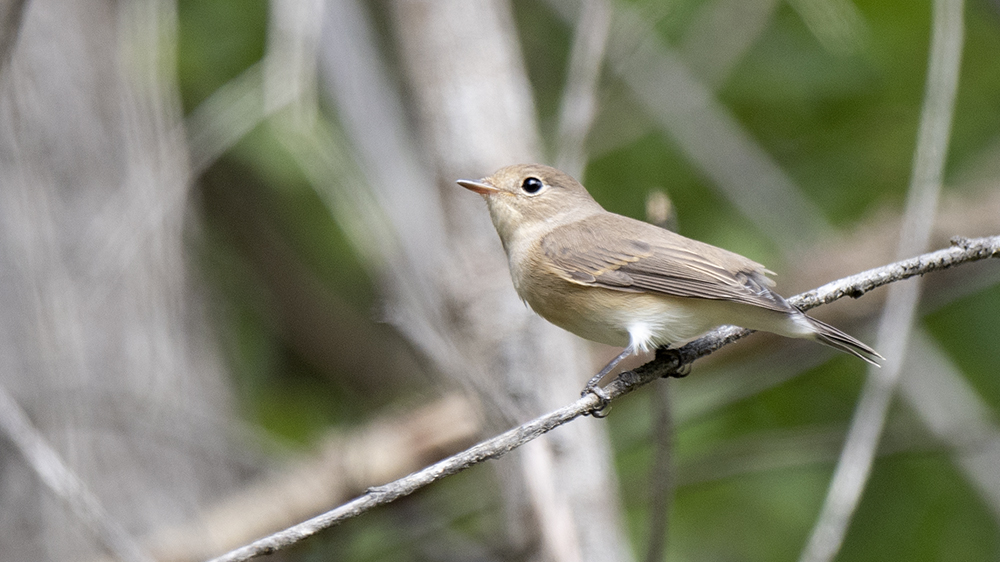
541, 214, 792, 312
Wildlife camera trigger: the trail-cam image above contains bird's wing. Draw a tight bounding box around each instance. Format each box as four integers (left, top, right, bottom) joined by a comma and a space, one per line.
540, 214, 792, 312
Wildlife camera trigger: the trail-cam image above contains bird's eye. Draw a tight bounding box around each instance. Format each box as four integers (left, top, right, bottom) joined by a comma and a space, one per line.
521, 177, 544, 194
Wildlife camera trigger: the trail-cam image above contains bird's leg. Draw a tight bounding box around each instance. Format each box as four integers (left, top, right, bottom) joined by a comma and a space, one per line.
581, 346, 635, 414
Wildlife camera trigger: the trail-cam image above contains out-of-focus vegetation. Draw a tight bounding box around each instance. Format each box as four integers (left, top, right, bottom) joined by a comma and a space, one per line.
178, 0, 1000, 560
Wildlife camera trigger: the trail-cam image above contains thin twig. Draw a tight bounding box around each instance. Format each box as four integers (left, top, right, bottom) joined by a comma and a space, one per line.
206, 236, 1000, 562
799, 0, 965, 560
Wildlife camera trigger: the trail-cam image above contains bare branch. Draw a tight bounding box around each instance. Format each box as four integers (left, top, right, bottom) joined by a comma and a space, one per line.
206, 235, 1000, 562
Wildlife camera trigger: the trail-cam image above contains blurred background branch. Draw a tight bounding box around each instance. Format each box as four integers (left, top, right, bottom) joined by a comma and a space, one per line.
801, 0, 965, 559
0, 383, 155, 562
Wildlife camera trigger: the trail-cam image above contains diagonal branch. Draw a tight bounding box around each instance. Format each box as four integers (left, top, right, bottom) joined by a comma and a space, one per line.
206, 235, 1000, 562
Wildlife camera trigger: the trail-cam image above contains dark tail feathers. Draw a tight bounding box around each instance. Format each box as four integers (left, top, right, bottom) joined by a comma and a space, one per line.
807, 316, 884, 366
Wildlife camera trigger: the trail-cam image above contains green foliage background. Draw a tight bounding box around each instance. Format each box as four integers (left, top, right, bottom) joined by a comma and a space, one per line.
179, 0, 1000, 559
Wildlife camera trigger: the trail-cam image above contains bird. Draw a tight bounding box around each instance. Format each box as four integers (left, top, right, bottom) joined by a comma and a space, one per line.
457, 164, 881, 398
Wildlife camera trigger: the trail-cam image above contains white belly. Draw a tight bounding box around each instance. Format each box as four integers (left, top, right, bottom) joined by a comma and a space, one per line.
525, 283, 806, 353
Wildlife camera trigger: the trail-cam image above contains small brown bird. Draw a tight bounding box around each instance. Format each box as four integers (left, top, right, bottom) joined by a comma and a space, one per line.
458, 164, 881, 397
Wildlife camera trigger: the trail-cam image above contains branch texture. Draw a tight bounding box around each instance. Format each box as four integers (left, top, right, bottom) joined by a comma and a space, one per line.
207, 235, 1000, 562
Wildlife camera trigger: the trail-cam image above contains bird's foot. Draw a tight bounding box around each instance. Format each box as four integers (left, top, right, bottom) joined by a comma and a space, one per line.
582, 383, 612, 418
656, 347, 690, 378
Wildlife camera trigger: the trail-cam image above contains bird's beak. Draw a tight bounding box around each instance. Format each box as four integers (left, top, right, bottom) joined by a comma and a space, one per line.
457, 179, 499, 195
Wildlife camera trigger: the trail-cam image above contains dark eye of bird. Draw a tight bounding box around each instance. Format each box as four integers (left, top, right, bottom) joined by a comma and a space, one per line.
521, 177, 543, 194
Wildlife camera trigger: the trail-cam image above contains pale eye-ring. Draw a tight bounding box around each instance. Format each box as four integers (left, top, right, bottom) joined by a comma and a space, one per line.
521, 177, 544, 194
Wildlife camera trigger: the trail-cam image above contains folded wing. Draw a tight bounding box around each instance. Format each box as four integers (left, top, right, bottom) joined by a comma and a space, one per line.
541, 214, 792, 313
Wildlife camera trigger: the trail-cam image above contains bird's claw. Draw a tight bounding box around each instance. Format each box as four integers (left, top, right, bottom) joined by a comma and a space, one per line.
582, 384, 612, 418
671, 362, 692, 378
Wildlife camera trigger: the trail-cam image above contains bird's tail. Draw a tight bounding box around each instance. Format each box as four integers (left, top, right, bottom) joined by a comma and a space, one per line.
806, 316, 884, 366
